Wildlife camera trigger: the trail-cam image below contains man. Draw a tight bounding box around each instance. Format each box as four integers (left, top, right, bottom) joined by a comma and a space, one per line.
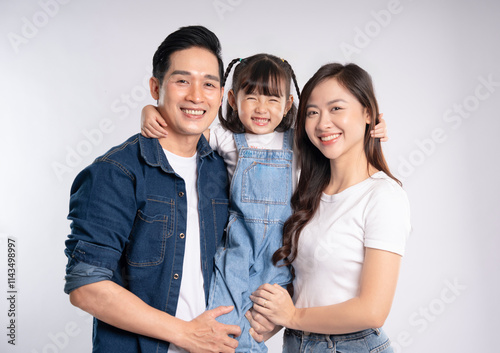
64, 26, 241, 353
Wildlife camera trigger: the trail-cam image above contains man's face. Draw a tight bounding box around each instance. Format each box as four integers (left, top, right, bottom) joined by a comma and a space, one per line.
151, 47, 223, 140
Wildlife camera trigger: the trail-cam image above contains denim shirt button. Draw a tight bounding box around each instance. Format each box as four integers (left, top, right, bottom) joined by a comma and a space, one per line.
178, 191, 184, 197
179, 233, 185, 239
173, 273, 179, 280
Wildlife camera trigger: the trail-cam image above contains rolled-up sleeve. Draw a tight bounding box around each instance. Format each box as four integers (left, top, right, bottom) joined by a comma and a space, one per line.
64, 159, 138, 293
64, 262, 113, 294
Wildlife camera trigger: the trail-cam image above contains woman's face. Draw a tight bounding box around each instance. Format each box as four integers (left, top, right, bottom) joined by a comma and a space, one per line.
304, 77, 370, 162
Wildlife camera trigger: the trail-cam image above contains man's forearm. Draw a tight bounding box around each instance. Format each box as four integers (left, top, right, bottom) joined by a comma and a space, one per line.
69, 280, 186, 346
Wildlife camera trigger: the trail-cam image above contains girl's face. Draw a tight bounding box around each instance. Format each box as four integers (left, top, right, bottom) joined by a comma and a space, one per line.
229, 82, 293, 135
304, 77, 370, 162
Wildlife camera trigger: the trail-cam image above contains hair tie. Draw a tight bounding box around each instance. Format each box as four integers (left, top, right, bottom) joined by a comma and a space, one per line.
281, 58, 285, 62
239, 58, 243, 62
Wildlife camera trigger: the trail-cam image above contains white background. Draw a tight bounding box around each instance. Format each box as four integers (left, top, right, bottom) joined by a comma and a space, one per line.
1, 0, 499, 352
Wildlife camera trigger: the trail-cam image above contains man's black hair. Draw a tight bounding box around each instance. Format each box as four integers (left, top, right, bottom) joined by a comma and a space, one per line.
152, 25, 224, 85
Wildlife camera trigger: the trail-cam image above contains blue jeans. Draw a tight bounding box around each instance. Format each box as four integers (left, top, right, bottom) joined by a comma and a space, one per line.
283, 328, 393, 353
208, 131, 294, 352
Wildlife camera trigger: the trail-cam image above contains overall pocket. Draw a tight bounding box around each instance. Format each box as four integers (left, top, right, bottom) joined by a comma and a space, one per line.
241, 162, 290, 205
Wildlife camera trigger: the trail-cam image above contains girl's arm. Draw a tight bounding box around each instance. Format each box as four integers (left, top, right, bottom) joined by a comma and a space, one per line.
141, 105, 168, 138
371, 114, 388, 141
140, 105, 210, 142
250, 248, 401, 334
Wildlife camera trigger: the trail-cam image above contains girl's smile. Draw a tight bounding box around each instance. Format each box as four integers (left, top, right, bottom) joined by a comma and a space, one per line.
229, 84, 293, 135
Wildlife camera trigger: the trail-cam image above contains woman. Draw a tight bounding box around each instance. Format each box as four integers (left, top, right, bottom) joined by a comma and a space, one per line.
250, 63, 411, 352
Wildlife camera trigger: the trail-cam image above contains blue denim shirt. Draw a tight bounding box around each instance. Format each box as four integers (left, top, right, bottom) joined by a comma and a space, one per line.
64, 133, 229, 353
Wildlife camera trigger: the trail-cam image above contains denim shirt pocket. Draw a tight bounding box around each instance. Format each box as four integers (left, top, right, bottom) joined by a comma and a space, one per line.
126, 195, 174, 267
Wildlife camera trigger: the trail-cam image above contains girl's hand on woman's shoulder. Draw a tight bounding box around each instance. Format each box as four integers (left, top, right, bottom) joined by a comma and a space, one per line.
370, 114, 388, 142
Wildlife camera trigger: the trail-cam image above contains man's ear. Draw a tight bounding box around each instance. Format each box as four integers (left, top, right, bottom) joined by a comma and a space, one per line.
149, 77, 160, 101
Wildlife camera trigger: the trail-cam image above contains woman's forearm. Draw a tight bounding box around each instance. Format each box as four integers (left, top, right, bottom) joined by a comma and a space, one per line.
289, 297, 387, 334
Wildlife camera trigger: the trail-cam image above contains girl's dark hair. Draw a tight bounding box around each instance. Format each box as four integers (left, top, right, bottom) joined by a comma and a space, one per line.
219, 54, 301, 133
273, 63, 401, 295
152, 25, 224, 85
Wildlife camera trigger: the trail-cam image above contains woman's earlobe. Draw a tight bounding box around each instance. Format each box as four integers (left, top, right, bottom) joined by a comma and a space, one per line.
364, 109, 372, 125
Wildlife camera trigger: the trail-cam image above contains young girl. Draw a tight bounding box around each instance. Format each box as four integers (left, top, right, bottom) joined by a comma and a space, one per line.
249, 63, 410, 353
142, 56, 388, 352
142, 54, 298, 352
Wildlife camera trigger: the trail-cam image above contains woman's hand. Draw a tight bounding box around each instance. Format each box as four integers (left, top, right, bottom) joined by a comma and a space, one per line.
250, 283, 297, 328
370, 114, 388, 141
141, 105, 168, 138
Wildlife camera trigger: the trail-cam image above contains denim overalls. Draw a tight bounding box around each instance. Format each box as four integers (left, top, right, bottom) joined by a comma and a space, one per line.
208, 130, 294, 352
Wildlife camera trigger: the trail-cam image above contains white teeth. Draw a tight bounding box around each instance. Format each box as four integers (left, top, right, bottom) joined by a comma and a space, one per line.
320, 133, 340, 142
182, 109, 204, 115
252, 118, 268, 122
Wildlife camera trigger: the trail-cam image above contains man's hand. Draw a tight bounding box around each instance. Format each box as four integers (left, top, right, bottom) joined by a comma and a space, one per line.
180, 306, 241, 353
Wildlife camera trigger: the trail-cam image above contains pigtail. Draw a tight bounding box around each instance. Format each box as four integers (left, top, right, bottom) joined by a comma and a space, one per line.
218, 58, 245, 132
274, 58, 300, 133
283, 59, 301, 98
222, 58, 241, 88
218, 58, 240, 124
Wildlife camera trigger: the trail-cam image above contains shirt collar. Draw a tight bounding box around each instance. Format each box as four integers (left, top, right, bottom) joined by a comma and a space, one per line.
139, 134, 215, 173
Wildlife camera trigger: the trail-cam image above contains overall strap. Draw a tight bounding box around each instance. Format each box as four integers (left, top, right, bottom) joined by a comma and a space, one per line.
282, 129, 294, 151
233, 132, 248, 150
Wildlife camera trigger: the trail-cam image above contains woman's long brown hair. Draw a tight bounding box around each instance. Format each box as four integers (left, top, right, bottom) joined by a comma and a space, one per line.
272, 63, 400, 295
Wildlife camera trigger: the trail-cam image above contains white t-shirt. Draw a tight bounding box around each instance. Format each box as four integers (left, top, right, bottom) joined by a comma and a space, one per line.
292, 171, 411, 309
209, 124, 298, 187
162, 149, 205, 353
